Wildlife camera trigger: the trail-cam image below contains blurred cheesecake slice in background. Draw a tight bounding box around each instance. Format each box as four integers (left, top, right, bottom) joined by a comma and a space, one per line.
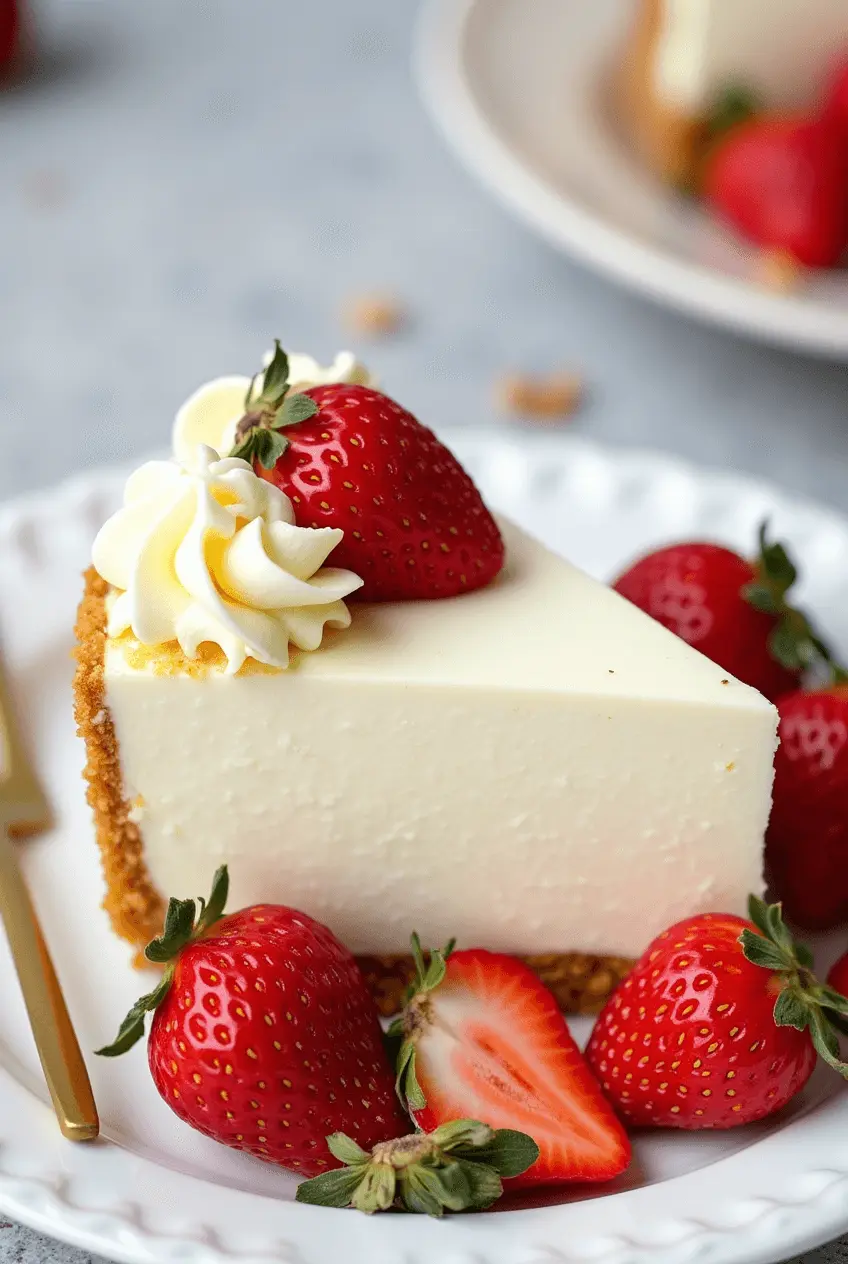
620, 0, 848, 183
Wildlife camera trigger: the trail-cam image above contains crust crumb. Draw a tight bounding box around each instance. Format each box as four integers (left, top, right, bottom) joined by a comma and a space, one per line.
496, 371, 584, 422
110, 630, 281, 679
341, 293, 405, 338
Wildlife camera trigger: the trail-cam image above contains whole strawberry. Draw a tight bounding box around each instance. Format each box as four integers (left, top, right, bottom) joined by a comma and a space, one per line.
98, 867, 409, 1176
229, 343, 504, 601
703, 114, 848, 268
586, 898, 848, 1130
767, 687, 848, 931
613, 526, 834, 701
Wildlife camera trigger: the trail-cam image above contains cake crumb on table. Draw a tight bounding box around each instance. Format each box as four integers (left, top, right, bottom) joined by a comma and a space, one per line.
496, 371, 584, 422
341, 292, 405, 337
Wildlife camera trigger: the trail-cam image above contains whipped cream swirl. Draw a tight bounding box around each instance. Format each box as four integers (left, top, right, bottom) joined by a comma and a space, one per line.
93, 445, 363, 674
172, 350, 374, 464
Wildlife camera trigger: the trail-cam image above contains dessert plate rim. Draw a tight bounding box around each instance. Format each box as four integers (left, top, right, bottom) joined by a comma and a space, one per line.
414, 0, 848, 361
1, 435, 848, 1264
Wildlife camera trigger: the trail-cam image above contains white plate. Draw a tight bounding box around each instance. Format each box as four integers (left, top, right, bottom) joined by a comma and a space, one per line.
415, 0, 848, 359
2, 433, 848, 1264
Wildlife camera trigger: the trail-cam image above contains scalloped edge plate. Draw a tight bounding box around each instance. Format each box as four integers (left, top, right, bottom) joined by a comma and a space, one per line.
1, 433, 848, 1264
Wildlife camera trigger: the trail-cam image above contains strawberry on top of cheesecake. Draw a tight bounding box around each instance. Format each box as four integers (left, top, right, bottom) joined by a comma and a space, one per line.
173, 341, 504, 601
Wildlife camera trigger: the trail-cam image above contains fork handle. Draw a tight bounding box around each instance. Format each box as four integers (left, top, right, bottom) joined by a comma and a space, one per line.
0, 827, 99, 1141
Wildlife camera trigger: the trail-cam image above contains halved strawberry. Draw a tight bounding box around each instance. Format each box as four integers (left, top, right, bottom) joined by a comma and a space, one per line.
393, 940, 631, 1187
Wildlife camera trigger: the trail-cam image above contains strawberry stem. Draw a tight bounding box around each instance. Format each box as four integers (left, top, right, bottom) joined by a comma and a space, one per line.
95, 865, 231, 1058
743, 521, 848, 685
295, 1120, 539, 1215
740, 895, 848, 1076
389, 933, 456, 1111
229, 340, 319, 470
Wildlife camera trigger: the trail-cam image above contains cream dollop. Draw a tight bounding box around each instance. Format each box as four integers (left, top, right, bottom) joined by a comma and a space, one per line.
93, 445, 363, 674
172, 350, 375, 465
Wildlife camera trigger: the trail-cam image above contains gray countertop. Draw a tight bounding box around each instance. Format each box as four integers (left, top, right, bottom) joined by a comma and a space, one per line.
2, 0, 848, 1260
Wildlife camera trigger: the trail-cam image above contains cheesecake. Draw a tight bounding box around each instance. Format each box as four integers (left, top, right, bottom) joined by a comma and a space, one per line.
621, 0, 848, 182
74, 349, 778, 1013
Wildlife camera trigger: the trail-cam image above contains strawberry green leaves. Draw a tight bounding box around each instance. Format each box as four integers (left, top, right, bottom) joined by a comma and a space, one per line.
230, 341, 319, 469
232, 427, 290, 472
96, 866, 231, 1058
705, 84, 761, 144
295, 1120, 539, 1216
94, 971, 173, 1058
743, 523, 847, 684
740, 895, 848, 1076
144, 863, 229, 963
389, 933, 455, 1112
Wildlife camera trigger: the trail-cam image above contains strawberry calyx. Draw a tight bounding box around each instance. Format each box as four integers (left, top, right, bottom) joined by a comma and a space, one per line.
741, 895, 848, 1074
388, 932, 456, 1111
229, 340, 319, 470
705, 84, 761, 145
96, 865, 231, 1058
295, 1119, 539, 1216
743, 522, 848, 684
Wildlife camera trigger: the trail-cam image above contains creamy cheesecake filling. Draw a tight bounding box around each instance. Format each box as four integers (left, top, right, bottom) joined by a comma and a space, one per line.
96, 520, 777, 962
106, 658, 773, 958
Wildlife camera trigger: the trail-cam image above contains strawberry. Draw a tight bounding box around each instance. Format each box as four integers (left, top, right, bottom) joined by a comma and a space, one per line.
827, 951, 848, 998
703, 85, 761, 150
0, 0, 19, 68
229, 342, 504, 601
703, 113, 848, 268
823, 59, 848, 139
98, 867, 409, 1177
391, 938, 631, 1186
613, 526, 836, 701
586, 898, 848, 1130
767, 687, 848, 931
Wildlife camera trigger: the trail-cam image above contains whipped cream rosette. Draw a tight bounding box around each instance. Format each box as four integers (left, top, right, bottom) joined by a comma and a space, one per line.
93, 444, 363, 673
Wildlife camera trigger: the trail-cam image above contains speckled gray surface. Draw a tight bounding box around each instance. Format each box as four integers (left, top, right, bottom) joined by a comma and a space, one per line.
2, 0, 848, 1260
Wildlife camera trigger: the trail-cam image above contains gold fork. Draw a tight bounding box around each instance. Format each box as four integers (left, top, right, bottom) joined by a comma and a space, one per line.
0, 653, 99, 1141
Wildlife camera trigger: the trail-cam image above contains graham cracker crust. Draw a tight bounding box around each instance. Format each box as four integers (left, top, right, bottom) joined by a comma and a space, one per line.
617, 0, 700, 185
73, 569, 632, 1012
73, 568, 165, 951
359, 952, 633, 1018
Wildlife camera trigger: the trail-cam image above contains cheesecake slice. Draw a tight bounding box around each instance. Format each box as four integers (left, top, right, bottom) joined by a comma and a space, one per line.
76, 519, 777, 1010
74, 351, 778, 1014
621, 0, 848, 182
